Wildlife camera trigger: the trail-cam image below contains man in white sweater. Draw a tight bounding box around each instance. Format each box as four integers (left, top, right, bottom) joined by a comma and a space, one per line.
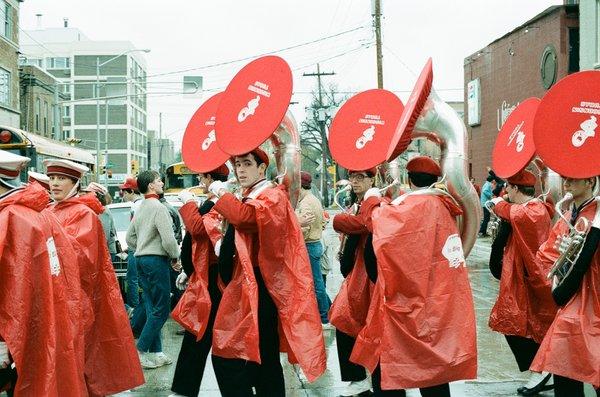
126, 170, 180, 369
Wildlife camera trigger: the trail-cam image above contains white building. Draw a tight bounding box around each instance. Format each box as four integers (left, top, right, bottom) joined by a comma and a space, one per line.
580, 0, 600, 70
20, 26, 148, 188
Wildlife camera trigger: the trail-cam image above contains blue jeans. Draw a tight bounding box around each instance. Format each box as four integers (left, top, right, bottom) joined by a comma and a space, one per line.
306, 241, 331, 323
126, 249, 139, 307
136, 255, 171, 353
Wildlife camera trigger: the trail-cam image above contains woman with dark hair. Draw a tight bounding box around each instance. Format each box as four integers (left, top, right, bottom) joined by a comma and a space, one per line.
45, 159, 144, 396
330, 167, 383, 397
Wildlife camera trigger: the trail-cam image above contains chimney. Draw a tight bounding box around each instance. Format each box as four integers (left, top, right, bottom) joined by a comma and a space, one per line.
35, 14, 42, 29
63, 18, 69, 28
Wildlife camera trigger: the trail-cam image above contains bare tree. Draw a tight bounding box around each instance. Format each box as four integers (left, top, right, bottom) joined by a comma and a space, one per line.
300, 84, 348, 206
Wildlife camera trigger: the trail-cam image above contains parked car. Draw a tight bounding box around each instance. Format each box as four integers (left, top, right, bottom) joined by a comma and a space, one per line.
106, 202, 133, 286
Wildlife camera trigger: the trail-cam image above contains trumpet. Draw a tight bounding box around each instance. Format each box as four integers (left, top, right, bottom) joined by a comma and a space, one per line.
484, 200, 502, 242
547, 192, 590, 286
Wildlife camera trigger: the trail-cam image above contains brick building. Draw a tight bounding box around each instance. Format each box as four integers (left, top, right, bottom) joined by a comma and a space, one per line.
19, 64, 64, 137
0, 0, 22, 127
464, 5, 579, 185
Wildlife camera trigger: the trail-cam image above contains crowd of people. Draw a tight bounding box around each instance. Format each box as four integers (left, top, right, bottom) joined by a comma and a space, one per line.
0, 147, 598, 397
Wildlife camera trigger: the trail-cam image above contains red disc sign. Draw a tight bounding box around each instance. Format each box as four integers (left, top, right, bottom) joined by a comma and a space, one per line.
386, 58, 433, 160
329, 89, 404, 171
215, 56, 293, 155
182, 92, 230, 173
492, 97, 539, 178
534, 70, 600, 178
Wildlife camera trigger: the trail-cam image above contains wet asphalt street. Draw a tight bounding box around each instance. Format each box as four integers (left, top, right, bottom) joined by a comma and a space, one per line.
112, 216, 596, 397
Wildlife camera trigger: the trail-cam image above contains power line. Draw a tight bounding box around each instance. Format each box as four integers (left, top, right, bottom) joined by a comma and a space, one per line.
142, 24, 369, 80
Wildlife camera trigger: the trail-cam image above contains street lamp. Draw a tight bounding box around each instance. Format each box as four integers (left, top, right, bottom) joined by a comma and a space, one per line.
95, 48, 150, 181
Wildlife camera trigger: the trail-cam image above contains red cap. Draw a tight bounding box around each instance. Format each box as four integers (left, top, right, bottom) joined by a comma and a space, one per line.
210, 163, 230, 177
300, 171, 312, 186
328, 89, 404, 171
507, 169, 536, 187
533, 70, 600, 178
406, 156, 441, 176
231, 147, 270, 167
492, 97, 539, 178
120, 177, 138, 191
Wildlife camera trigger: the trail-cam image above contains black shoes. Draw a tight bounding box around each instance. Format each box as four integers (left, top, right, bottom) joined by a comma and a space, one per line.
517, 372, 553, 396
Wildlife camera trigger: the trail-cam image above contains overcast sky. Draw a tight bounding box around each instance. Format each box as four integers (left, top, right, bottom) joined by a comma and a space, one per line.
20, 0, 559, 150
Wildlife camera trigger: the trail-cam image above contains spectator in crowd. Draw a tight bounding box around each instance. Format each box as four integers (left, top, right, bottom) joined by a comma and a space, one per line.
158, 192, 183, 309
295, 171, 331, 325
479, 175, 496, 237
126, 170, 180, 369
87, 182, 119, 263
321, 211, 332, 288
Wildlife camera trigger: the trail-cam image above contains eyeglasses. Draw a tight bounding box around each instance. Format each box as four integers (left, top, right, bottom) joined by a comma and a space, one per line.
349, 173, 369, 182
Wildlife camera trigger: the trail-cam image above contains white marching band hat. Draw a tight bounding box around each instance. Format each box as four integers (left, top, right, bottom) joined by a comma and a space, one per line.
43, 159, 89, 180
0, 150, 30, 189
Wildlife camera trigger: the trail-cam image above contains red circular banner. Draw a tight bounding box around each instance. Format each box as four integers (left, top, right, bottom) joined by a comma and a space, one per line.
534, 70, 600, 178
492, 97, 539, 178
215, 56, 292, 155
329, 89, 404, 171
181, 92, 230, 173
386, 58, 433, 160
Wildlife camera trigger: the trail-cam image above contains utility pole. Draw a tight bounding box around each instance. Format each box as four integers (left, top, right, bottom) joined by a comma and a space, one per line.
373, 0, 384, 88
303, 64, 335, 206
158, 112, 163, 173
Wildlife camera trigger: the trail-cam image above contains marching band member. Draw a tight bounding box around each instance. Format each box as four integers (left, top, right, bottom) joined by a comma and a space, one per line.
45, 159, 144, 396
329, 167, 381, 397
169, 163, 229, 397
207, 148, 326, 396
486, 169, 556, 396
351, 156, 478, 397
0, 151, 86, 396
530, 175, 600, 396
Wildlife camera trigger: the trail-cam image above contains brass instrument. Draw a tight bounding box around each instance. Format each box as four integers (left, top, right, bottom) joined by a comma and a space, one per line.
484, 200, 502, 242
547, 192, 590, 286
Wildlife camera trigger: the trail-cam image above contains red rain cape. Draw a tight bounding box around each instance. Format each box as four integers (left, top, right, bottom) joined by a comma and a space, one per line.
488, 199, 556, 342
531, 199, 600, 388
50, 193, 144, 395
211, 186, 326, 382
352, 194, 478, 390
329, 197, 381, 337
0, 183, 86, 396
172, 202, 221, 339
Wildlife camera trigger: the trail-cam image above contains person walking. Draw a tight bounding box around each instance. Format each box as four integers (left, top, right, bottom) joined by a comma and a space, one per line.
479, 175, 496, 237
126, 170, 180, 369
295, 171, 331, 325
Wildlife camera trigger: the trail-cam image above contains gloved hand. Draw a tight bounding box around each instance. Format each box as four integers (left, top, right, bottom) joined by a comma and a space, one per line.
178, 190, 196, 204
208, 181, 228, 197
214, 238, 222, 256
364, 187, 382, 200
176, 272, 188, 290
0, 341, 9, 369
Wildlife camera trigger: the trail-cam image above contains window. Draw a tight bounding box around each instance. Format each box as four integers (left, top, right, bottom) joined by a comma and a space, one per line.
19, 58, 42, 67
0, 67, 9, 106
44, 101, 48, 135
46, 57, 70, 69
35, 98, 41, 131
0, 1, 12, 40
63, 105, 70, 118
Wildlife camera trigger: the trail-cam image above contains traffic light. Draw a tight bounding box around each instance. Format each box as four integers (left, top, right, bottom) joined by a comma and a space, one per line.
131, 159, 139, 175
101, 165, 106, 174
107, 169, 113, 178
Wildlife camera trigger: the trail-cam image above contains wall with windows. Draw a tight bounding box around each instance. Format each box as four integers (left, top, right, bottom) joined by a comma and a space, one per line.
0, 0, 20, 127
580, 0, 600, 70
19, 65, 64, 138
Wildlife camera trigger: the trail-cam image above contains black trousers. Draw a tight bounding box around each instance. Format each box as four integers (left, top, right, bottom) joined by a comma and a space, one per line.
479, 206, 491, 234
504, 335, 540, 372
171, 265, 222, 397
336, 329, 368, 382
372, 365, 450, 397
554, 375, 600, 397
212, 267, 285, 397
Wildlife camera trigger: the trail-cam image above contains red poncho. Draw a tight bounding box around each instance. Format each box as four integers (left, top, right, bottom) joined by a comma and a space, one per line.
351, 194, 478, 390
531, 199, 600, 388
172, 202, 221, 339
50, 193, 144, 396
329, 197, 381, 337
488, 199, 556, 342
0, 183, 87, 396
211, 186, 326, 382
